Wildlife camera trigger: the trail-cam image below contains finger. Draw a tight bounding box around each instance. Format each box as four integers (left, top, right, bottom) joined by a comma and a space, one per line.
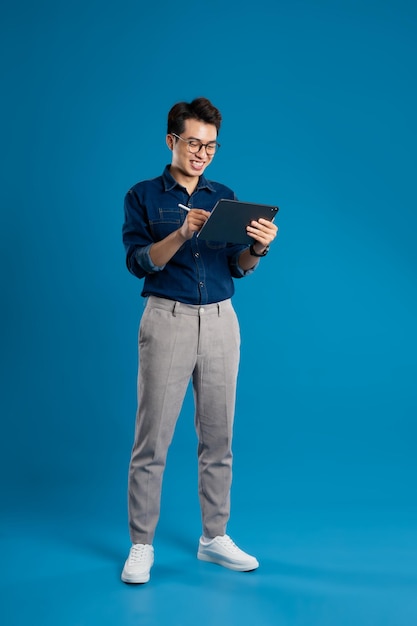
256, 218, 278, 232
246, 225, 277, 245
188, 217, 208, 230
249, 220, 278, 239
189, 208, 211, 218
246, 230, 269, 245
247, 223, 270, 237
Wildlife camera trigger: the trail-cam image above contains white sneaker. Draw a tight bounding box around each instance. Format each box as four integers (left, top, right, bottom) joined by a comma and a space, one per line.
197, 535, 259, 571
121, 544, 154, 584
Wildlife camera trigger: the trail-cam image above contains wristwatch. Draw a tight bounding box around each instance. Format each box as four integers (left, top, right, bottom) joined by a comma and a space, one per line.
249, 244, 269, 257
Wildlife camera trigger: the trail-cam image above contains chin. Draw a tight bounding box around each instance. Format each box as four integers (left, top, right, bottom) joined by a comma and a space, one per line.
189, 166, 207, 176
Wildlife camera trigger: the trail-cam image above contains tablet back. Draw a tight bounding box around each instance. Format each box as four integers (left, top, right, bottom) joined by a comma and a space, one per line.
197, 199, 279, 244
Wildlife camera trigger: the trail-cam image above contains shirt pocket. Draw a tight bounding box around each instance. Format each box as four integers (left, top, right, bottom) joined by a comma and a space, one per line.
204, 240, 227, 250
149, 207, 182, 240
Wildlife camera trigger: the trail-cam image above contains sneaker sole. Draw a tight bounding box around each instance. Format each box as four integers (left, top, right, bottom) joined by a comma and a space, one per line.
197, 551, 259, 572
121, 568, 151, 584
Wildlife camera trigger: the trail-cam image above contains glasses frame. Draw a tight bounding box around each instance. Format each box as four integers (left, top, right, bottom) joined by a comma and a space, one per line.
171, 133, 221, 155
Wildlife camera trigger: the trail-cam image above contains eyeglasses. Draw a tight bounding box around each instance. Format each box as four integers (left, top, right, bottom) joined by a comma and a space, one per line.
171, 133, 220, 155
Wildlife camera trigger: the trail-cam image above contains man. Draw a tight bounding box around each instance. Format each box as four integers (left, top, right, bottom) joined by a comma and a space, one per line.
121, 97, 278, 584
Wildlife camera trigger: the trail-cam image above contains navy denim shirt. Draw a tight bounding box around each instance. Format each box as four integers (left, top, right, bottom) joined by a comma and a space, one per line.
122, 166, 254, 305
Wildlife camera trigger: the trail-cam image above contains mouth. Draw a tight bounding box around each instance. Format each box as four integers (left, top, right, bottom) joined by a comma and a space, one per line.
190, 159, 206, 171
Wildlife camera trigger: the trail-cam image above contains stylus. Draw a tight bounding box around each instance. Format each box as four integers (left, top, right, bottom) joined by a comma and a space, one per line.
178, 203, 191, 211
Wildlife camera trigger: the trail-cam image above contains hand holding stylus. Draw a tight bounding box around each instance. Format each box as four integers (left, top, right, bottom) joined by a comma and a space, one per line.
178, 204, 210, 239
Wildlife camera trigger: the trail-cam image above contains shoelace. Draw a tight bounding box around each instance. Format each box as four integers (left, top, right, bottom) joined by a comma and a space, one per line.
215, 536, 241, 553
129, 544, 152, 563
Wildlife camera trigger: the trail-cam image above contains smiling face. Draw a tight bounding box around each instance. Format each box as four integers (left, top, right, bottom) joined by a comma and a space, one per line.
167, 118, 218, 192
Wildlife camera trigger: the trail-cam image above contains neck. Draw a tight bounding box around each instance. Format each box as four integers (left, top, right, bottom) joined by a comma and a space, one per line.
169, 166, 199, 196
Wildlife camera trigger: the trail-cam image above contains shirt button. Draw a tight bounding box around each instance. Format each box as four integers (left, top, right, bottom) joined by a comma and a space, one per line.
199, 281, 204, 287
194, 252, 200, 258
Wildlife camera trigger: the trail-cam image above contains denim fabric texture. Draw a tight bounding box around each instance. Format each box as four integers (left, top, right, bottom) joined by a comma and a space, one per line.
122, 166, 254, 304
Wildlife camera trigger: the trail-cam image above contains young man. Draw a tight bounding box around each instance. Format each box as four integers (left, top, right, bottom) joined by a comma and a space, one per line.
121, 97, 277, 584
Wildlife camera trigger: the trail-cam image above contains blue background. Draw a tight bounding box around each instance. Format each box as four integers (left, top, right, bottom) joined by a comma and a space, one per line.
1, 1, 416, 624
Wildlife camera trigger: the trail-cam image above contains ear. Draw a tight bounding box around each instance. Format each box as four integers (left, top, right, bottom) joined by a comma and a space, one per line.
166, 134, 174, 151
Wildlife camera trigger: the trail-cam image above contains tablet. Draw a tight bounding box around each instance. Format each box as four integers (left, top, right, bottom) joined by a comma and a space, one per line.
197, 199, 279, 245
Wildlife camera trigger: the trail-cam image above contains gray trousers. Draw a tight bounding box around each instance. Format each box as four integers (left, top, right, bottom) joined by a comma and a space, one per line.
128, 295, 240, 544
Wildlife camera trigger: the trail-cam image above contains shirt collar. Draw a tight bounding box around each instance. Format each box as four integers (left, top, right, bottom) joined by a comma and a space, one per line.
162, 165, 216, 193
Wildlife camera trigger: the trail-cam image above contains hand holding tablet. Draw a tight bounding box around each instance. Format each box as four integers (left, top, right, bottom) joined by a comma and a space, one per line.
196, 199, 279, 244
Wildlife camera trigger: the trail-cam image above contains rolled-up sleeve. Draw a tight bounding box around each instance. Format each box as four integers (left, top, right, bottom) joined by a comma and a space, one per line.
133, 244, 165, 275
228, 245, 257, 278
122, 189, 165, 279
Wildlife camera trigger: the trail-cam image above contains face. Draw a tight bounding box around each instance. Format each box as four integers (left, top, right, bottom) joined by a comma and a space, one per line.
167, 118, 218, 184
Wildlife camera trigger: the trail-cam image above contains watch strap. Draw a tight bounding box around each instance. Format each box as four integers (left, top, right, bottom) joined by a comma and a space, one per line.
249, 244, 269, 257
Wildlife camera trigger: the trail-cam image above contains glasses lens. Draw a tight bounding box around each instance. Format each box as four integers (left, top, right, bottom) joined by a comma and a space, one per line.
187, 140, 201, 153
187, 141, 218, 155
205, 144, 217, 155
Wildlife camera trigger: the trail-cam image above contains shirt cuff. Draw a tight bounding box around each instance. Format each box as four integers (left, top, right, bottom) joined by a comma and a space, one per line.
237, 264, 256, 277
134, 244, 166, 273
230, 249, 257, 278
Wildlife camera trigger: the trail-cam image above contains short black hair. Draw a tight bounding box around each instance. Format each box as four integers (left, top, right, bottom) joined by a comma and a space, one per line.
167, 97, 222, 135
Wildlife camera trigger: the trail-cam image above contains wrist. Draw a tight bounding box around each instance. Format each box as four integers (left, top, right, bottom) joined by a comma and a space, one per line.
176, 227, 189, 243
249, 243, 269, 257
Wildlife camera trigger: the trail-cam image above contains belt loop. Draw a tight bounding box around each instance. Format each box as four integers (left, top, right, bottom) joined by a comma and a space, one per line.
217, 302, 221, 316
172, 301, 177, 317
